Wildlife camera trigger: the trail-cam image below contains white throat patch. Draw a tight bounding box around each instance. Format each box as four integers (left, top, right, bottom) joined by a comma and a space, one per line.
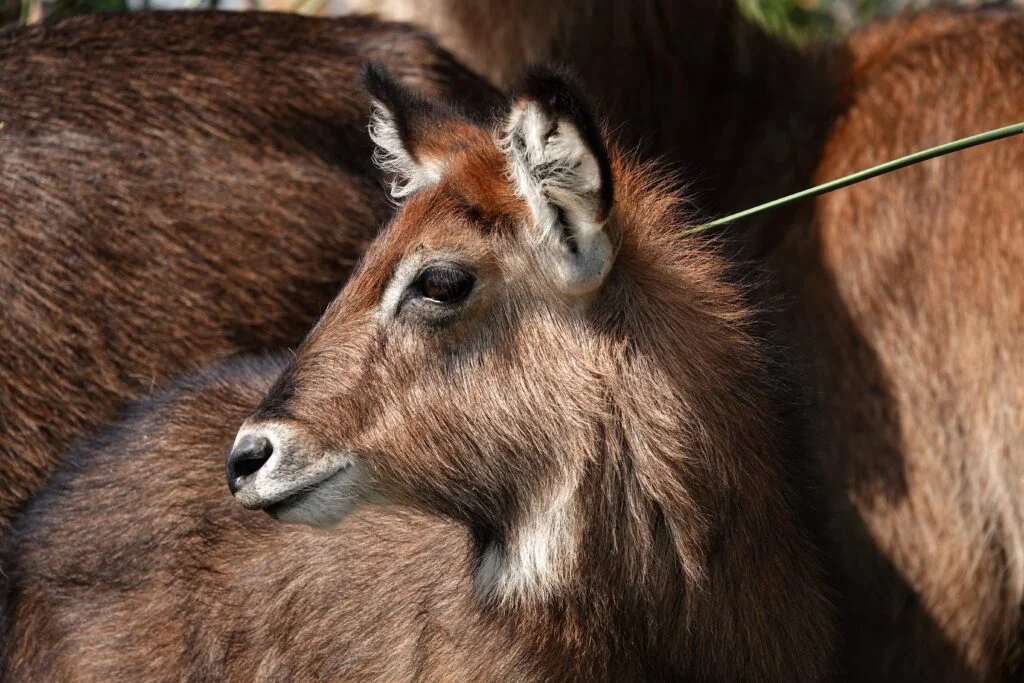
475, 479, 580, 605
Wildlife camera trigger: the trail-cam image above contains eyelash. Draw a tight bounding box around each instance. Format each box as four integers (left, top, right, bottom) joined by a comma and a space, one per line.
410, 265, 476, 305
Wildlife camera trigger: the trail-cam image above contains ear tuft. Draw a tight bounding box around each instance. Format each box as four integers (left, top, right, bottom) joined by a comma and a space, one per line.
360, 62, 445, 198
506, 66, 614, 221
501, 65, 617, 295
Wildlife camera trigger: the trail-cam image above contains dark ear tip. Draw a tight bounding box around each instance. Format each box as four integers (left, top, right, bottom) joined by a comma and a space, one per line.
513, 64, 592, 116
359, 62, 399, 103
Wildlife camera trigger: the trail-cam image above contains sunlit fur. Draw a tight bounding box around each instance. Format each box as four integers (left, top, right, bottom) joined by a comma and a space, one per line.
227, 70, 835, 680
369, 103, 444, 197
354, 2, 1024, 679
4, 69, 834, 681
0, 11, 500, 543
499, 100, 615, 296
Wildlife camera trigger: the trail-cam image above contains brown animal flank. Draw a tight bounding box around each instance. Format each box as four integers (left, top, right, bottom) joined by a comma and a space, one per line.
228, 66, 833, 680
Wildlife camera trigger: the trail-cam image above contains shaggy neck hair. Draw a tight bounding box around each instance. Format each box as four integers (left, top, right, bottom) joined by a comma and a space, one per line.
465, 153, 832, 680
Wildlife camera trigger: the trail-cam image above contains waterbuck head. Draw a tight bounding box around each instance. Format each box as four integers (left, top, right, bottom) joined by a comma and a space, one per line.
226, 65, 813, 620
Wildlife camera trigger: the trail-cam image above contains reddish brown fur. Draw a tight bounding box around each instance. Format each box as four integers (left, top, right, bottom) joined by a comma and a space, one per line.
233, 78, 833, 679
776, 13, 1024, 680
358, 2, 1024, 680
3, 4, 1022, 680
0, 11, 498, 536
353, 0, 837, 219
2, 82, 834, 680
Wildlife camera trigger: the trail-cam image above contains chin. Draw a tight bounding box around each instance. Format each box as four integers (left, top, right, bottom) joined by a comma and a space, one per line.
263, 466, 364, 528
269, 499, 358, 528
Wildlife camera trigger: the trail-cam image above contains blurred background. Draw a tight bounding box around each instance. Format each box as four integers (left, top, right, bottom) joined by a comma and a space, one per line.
3, 0, 1020, 41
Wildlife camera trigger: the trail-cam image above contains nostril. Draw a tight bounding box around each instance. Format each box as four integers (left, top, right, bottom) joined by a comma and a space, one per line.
233, 452, 267, 478
226, 435, 274, 494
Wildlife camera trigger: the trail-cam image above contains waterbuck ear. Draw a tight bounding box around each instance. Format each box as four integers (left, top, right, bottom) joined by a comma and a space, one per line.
361, 63, 450, 198
501, 66, 616, 296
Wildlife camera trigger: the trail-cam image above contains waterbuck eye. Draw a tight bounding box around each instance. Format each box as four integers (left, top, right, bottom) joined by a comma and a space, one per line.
414, 265, 475, 304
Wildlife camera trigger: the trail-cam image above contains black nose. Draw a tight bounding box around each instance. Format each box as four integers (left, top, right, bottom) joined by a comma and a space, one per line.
226, 435, 273, 494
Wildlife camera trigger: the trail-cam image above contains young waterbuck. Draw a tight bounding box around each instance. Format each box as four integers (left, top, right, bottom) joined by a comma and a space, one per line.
3, 67, 834, 681
225, 65, 835, 677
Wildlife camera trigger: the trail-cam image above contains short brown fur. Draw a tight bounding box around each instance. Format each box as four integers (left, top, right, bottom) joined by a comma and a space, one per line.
358, 2, 1024, 679
2, 78, 834, 681
0, 11, 498, 536
4, 4, 1023, 680
353, 0, 834, 219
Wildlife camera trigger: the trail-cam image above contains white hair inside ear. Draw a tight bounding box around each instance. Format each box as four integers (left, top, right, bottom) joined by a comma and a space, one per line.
500, 101, 615, 296
368, 103, 443, 198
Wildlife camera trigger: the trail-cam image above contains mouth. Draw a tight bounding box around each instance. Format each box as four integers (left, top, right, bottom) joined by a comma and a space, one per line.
264, 490, 312, 518
247, 459, 354, 516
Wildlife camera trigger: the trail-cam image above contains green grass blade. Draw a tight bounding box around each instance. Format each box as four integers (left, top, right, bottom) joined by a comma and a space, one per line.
686, 121, 1024, 235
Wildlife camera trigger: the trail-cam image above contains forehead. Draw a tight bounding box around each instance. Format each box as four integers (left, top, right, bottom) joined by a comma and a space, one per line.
345, 129, 528, 312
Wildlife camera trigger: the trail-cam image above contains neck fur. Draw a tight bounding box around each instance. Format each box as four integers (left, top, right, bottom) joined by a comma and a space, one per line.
462, 155, 832, 681
472, 155, 786, 641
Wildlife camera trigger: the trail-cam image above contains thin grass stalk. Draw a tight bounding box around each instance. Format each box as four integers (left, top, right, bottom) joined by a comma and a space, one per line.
687, 121, 1024, 235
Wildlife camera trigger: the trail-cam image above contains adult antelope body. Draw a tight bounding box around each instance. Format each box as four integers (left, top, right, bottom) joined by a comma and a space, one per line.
0, 12, 498, 538
359, 2, 1024, 679
1, 68, 834, 682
